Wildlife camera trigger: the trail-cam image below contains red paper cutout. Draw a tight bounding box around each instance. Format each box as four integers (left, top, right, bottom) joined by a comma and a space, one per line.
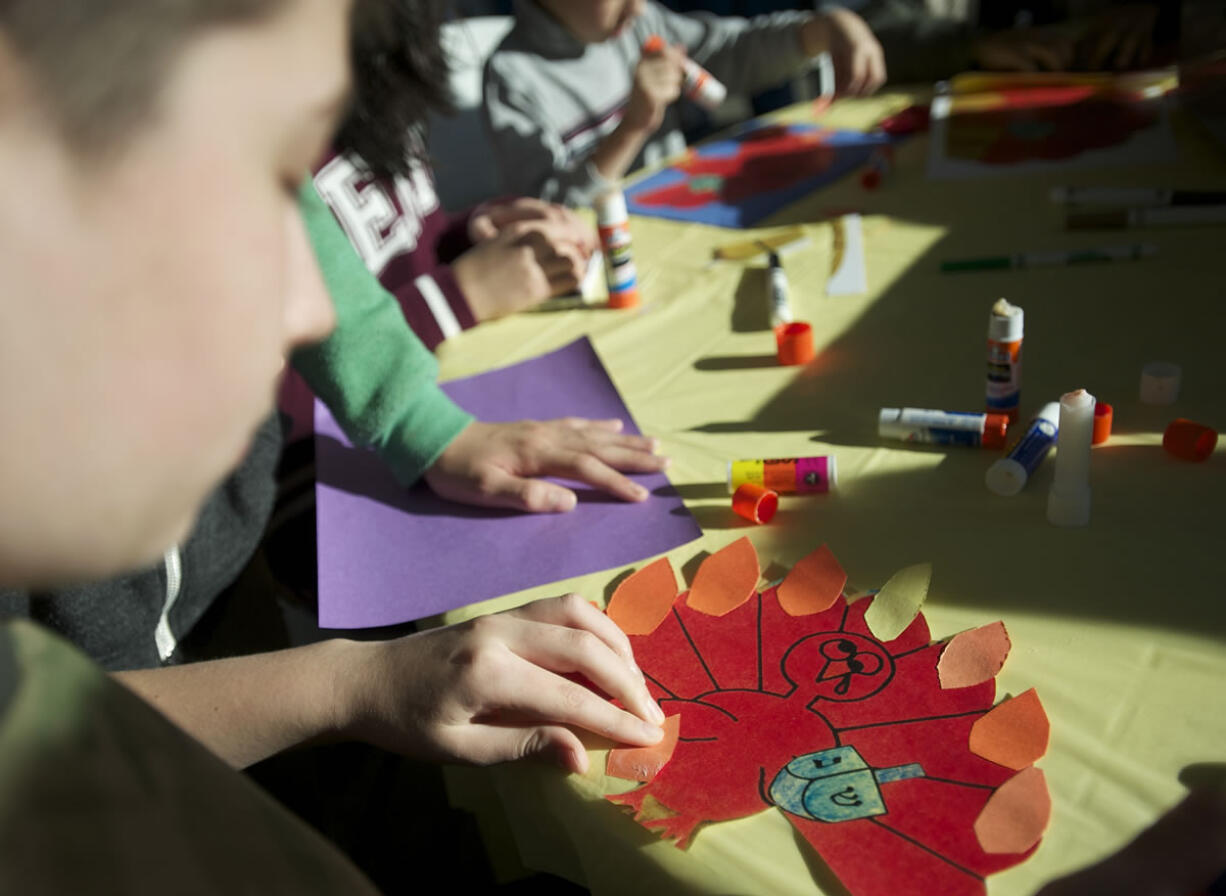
777, 544, 846, 616
607, 557, 678, 635
939, 622, 1012, 690
685, 537, 759, 617
974, 767, 1051, 854
605, 546, 1048, 896
607, 714, 681, 783
969, 688, 1049, 770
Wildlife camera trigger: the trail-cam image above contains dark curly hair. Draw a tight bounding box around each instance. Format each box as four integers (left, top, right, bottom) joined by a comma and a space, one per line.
336, 0, 456, 179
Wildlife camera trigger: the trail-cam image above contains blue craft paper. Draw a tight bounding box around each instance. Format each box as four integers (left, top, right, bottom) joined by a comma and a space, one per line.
314, 337, 702, 628
625, 122, 892, 228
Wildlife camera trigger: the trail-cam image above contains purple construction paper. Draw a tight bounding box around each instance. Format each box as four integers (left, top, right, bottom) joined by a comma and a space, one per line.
315, 337, 701, 628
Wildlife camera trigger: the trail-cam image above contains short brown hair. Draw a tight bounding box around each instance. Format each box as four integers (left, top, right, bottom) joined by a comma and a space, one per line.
0, 0, 289, 153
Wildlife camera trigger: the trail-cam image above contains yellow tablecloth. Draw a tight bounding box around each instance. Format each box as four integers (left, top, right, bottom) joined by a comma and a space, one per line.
436, 89, 1226, 895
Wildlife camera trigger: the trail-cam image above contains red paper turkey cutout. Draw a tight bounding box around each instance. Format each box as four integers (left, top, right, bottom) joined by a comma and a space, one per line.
605, 541, 1049, 896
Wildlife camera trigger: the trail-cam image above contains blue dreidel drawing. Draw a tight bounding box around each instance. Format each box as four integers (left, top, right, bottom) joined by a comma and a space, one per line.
769, 745, 925, 823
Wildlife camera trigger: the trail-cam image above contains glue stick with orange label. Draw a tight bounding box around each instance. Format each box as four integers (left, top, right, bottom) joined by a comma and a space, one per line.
594, 188, 639, 308
643, 35, 727, 111
986, 298, 1024, 423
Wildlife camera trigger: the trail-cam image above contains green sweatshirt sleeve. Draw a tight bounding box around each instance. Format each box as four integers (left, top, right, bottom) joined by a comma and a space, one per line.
291, 180, 474, 485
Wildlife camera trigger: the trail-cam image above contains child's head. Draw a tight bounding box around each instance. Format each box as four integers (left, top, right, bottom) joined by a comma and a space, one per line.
336, 0, 453, 179
536, 0, 644, 45
0, 0, 349, 587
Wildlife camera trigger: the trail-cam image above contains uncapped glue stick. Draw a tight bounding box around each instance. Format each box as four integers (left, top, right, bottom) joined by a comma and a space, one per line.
1047, 389, 1095, 526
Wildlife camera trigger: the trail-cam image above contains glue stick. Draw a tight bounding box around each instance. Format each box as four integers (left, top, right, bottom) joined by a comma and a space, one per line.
986, 298, 1023, 423
878, 408, 1008, 449
1047, 389, 1095, 527
766, 251, 793, 327
643, 35, 726, 110
594, 188, 639, 309
728, 456, 836, 495
985, 401, 1059, 496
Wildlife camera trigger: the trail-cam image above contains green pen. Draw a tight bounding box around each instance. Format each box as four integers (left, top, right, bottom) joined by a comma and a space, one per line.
940, 244, 1157, 273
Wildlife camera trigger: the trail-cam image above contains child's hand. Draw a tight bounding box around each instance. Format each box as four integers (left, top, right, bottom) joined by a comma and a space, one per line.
1074, 3, 1157, 71
424, 418, 668, 513
802, 8, 886, 96
453, 217, 590, 320
624, 41, 685, 134
469, 197, 598, 259
341, 594, 666, 773
973, 25, 1076, 72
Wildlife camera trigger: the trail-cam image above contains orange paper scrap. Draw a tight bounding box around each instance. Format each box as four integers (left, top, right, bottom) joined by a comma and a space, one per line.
863, 562, 931, 642
938, 622, 1012, 689
974, 767, 1051, 854
970, 689, 1050, 770
686, 537, 760, 617
607, 715, 682, 783
777, 544, 847, 616
607, 557, 679, 635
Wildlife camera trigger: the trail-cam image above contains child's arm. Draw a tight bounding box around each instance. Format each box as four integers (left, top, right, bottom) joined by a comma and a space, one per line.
116, 594, 666, 771
659, 5, 884, 97
293, 181, 667, 503
292, 181, 472, 481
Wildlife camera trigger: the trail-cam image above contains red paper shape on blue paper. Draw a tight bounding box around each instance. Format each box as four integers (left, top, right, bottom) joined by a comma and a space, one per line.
604, 543, 1049, 896
624, 121, 894, 228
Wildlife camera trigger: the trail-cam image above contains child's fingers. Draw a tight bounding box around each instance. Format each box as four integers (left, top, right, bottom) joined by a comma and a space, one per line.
544, 450, 650, 503
513, 593, 639, 672
487, 657, 664, 747
506, 616, 662, 725
463, 722, 590, 773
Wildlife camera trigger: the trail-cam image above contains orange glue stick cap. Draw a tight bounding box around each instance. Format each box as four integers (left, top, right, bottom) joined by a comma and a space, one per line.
1091, 401, 1113, 445
642, 34, 665, 54
983, 413, 1009, 450
732, 483, 778, 524
1163, 418, 1217, 462
776, 321, 815, 366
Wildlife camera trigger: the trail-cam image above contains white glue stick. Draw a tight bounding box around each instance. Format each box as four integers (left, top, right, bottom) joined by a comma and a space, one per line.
985, 401, 1059, 496
1046, 389, 1095, 526
766, 251, 793, 327
681, 57, 727, 110
643, 35, 727, 111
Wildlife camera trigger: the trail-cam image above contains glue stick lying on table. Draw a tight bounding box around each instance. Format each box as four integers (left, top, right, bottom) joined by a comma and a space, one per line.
728, 456, 836, 494
985, 402, 1059, 496
879, 408, 1008, 449
643, 35, 727, 110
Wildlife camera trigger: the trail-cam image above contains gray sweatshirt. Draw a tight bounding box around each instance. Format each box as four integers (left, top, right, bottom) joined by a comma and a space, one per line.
483, 0, 817, 207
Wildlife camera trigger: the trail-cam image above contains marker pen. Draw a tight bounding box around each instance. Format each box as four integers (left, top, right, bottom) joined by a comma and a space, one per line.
985, 402, 1059, 496
878, 408, 1008, 449
986, 298, 1023, 423
766, 251, 793, 327
594, 188, 639, 309
940, 244, 1156, 272
1066, 206, 1226, 230
1051, 186, 1226, 207
728, 456, 836, 494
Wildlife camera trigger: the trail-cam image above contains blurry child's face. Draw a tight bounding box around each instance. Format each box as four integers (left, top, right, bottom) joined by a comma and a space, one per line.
540, 0, 644, 43
0, 0, 349, 586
